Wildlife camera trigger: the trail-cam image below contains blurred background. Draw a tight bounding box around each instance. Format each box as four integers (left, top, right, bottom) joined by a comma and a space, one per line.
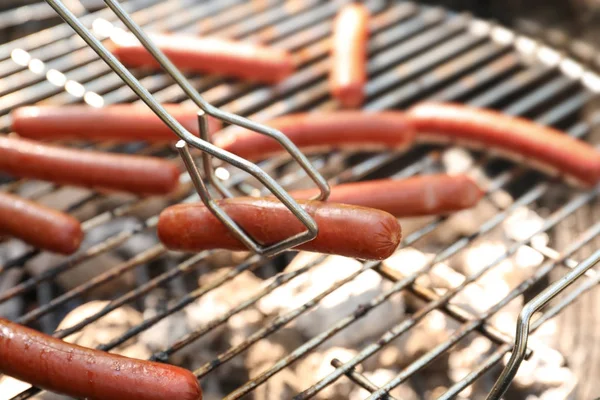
2, 1, 600, 44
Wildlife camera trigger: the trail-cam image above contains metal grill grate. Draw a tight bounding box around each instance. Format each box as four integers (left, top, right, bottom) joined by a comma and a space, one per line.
1, 1, 600, 399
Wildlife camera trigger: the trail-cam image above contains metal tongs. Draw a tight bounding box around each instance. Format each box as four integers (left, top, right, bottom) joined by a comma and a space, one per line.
44, 0, 330, 257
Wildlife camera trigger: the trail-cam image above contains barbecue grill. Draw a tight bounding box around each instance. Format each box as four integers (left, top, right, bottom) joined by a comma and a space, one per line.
1, 0, 600, 399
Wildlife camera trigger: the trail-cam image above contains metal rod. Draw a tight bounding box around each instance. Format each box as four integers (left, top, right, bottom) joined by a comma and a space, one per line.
330, 358, 399, 400
486, 248, 600, 400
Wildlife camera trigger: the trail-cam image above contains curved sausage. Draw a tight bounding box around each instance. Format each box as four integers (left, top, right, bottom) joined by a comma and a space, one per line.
330, 4, 369, 108
111, 32, 294, 84
0, 136, 180, 195
11, 104, 222, 143
158, 198, 401, 260
214, 111, 415, 161
286, 174, 483, 217
406, 102, 600, 187
0, 318, 202, 400
0, 192, 83, 254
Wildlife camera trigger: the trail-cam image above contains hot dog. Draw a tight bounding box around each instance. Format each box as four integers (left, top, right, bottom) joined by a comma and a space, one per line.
0, 192, 83, 254
11, 104, 222, 143
0, 318, 202, 400
0, 136, 180, 195
214, 111, 415, 161
286, 174, 483, 217
157, 198, 401, 260
330, 4, 369, 108
111, 32, 294, 84
406, 102, 600, 187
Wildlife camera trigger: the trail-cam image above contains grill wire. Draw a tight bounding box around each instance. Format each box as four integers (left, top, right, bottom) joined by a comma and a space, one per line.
1, 0, 600, 399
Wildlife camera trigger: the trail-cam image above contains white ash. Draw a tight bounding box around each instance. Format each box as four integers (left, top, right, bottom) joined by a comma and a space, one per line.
204, 250, 251, 269
0, 238, 29, 262
448, 336, 495, 398
25, 251, 133, 297
397, 197, 500, 249
190, 268, 264, 346
349, 369, 420, 400
293, 347, 360, 400
383, 248, 473, 312
246, 327, 305, 371
57, 300, 151, 360
505, 343, 577, 400
33, 187, 92, 216
503, 207, 549, 245
245, 329, 306, 400
139, 269, 264, 367
442, 147, 475, 175
436, 197, 500, 243
83, 216, 158, 259
251, 367, 299, 400
258, 252, 405, 348
23, 216, 161, 295
0, 269, 24, 320
139, 292, 191, 366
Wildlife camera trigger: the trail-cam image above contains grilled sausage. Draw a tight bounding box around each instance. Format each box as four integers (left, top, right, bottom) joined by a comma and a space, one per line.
330, 3, 369, 108
406, 102, 600, 186
0, 136, 180, 195
158, 198, 401, 260
214, 111, 415, 161
0, 318, 202, 400
0, 192, 83, 254
111, 32, 294, 83
286, 174, 483, 217
11, 104, 222, 143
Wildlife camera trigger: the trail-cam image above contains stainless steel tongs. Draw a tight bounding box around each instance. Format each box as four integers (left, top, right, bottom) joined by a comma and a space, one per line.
43, 0, 331, 257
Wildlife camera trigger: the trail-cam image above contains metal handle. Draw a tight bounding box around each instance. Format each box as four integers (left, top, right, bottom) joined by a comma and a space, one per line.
486, 248, 600, 400
43, 0, 332, 257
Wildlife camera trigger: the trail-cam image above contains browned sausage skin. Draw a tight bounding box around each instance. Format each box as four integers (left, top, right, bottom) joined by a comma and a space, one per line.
0, 318, 202, 400
111, 32, 294, 83
214, 111, 415, 161
0, 136, 180, 195
286, 174, 484, 217
158, 198, 402, 261
11, 104, 222, 143
406, 102, 600, 187
330, 3, 370, 108
0, 192, 83, 254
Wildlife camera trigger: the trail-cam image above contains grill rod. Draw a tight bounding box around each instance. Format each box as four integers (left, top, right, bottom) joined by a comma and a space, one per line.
3, 1, 596, 398
43, 0, 331, 257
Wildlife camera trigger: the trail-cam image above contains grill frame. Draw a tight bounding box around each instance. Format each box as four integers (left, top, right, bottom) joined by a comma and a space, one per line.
0, 1, 599, 399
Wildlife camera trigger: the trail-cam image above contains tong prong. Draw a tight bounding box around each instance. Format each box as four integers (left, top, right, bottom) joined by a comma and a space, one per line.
197, 111, 233, 199
44, 0, 321, 257
102, 0, 331, 203
486, 248, 600, 400
177, 140, 317, 255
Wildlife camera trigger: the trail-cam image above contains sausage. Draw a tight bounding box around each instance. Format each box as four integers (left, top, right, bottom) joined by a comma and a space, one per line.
11, 104, 222, 143
214, 111, 415, 161
157, 198, 401, 260
111, 32, 294, 84
330, 4, 369, 108
0, 318, 202, 400
406, 102, 600, 187
0, 136, 180, 195
0, 192, 83, 254
286, 174, 484, 217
